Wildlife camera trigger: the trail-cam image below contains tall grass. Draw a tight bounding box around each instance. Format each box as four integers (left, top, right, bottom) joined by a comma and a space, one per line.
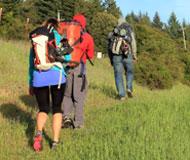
0, 40, 190, 160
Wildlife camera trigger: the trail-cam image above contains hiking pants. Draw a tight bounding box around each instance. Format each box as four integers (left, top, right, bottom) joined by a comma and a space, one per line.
62, 64, 88, 127
34, 84, 65, 114
112, 54, 134, 97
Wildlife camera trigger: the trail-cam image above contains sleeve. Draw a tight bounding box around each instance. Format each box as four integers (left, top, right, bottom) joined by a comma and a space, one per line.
85, 34, 94, 60
131, 31, 137, 60
107, 34, 113, 66
29, 48, 34, 87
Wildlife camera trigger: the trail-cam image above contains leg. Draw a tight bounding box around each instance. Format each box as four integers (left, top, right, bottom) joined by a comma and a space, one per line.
112, 55, 126, 98
62, 74, 74, 119
34, 86, 50, 132
124, 54, 134, 95
51, 84, 65, 142
72, 66, 87, 127
62, 96, 74, 119
33, 86, 50, 151
73, 86, 87, 127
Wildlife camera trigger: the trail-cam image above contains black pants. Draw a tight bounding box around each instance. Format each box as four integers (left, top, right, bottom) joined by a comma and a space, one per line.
34, 84, 66, 114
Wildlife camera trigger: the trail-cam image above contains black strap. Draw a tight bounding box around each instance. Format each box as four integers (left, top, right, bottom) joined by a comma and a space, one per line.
80, 75, 86, 92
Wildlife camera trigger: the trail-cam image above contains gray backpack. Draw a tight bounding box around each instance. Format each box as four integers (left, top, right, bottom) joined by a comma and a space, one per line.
111, 23, 132, 55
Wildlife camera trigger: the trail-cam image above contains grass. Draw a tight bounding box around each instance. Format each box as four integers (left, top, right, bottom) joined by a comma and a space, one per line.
0, 39, 190, 160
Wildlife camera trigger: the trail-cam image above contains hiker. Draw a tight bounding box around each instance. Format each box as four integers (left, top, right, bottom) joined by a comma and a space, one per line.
108, 18, 137, 100
61, 13, 94, 129
29, 18, 67, 151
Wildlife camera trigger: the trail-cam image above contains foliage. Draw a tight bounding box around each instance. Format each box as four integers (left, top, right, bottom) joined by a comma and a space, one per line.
74, 0, 104, 29
152, 11, 163, 29
135, 23, 177, 55
167, 12, 181, 38
102, 0, 121, 19
90, 12, 117, 53
135, 54, 173, 89
133, 22, 188, 89
179, 53, 190, 85
1, 0, 190, 89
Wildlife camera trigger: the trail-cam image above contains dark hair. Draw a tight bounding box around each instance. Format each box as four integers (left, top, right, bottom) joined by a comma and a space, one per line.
42, 18, 58, 29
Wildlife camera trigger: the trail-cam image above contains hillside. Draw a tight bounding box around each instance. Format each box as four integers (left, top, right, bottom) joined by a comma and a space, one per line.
0, 40, 190, 160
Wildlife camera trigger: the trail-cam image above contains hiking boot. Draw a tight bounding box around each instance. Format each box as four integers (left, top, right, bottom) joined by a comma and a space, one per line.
62, 117, 75, 129
51, 141, 59, 150
33, 134, 43, 152
119, 96, 126, 101
127, 90, 133, 98
74, 125, 84, 130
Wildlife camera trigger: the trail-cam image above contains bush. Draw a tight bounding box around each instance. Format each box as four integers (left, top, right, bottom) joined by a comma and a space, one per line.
159, 54, 185, 82
135, 53, 174, 89
135, 23, 177, 56
179, 53, 190, 85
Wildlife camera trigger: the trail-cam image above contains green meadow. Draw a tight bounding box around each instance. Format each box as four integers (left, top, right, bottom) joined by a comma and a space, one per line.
0, 39, 190, 160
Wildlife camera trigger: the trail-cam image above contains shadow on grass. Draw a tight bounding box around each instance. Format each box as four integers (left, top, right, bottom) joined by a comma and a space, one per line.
20, 95, 52, 146
89, 83, 118, 99
0, 101, 51, 148
20, 95, 37, 109
0, 103, 36, 147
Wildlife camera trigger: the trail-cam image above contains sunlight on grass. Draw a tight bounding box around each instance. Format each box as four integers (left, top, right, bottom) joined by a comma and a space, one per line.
0, 40, 190, 160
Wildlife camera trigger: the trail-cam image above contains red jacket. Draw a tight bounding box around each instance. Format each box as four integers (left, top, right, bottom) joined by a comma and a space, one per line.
73, 14, 94, 64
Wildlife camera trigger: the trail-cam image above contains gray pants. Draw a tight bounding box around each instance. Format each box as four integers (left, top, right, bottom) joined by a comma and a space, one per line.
62, 64, 88, 127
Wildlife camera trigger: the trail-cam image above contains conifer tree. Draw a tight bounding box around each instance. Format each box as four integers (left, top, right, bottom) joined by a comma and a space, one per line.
167, 12, 181, 38
102, 0, 121, 19
61, 0, 76, 20
152, 11, 163, 29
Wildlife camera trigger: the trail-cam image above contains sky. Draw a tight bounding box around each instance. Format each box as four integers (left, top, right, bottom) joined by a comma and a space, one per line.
116, 0, 190, 24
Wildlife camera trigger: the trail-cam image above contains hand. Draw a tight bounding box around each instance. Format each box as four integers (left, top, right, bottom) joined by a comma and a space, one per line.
132, 55, 138, 63
29, 86, 34, 96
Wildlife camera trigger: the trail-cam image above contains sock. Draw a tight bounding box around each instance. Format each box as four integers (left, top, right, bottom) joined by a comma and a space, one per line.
36, 130, 42, 136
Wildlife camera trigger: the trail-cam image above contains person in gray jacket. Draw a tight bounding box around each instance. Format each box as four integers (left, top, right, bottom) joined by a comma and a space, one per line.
108, 19, 137, 100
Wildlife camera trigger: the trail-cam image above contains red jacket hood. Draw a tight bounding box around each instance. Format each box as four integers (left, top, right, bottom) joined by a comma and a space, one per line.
73, 14, 86, 29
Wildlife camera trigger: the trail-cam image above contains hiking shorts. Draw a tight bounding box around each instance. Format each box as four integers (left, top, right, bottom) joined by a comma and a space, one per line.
34, 84, 66, 114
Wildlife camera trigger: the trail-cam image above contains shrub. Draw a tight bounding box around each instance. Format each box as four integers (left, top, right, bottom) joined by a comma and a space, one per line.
179, 53, 190, 85
135, 53, 173, 89
158, 54, 185, 82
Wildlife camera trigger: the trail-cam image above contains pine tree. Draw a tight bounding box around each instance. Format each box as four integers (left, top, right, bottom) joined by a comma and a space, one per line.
125, 12, 139, 24
34, 0, 60, 23
102, 0, 121, 19
167, 12, 181, 38
152, 11, 163, 29
139, 12, 151, 25
61, 0, 76, 20
91, 11, 117, 53
75, 0, 103, 28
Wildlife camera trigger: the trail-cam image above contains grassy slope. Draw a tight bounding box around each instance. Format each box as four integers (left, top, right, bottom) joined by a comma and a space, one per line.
0, 40, 190, 160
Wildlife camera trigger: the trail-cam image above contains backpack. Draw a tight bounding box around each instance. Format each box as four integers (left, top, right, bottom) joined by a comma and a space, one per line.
29, 26, 62, 70
58, 20, 84, 67
111, 23, 133, 55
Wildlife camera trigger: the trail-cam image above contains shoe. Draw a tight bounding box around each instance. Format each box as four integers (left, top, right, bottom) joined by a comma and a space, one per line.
119, 96, 126, 101
33, 134, 43, 152
127, 90, 133, 98
74, 125, 84, 129
51, 141, 59, 150
62, 117, 75, 129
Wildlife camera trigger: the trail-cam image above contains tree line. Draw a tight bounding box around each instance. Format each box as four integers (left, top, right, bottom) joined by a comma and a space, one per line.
1, 0, 190, 51
1, 0, 190, 89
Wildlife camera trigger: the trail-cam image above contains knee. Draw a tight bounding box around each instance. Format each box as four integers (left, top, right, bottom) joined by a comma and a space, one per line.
52, 105, 63, 114
39, 106, 50, 114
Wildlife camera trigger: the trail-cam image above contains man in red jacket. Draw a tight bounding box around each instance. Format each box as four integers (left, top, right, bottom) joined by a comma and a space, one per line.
62, 13, 94, 129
